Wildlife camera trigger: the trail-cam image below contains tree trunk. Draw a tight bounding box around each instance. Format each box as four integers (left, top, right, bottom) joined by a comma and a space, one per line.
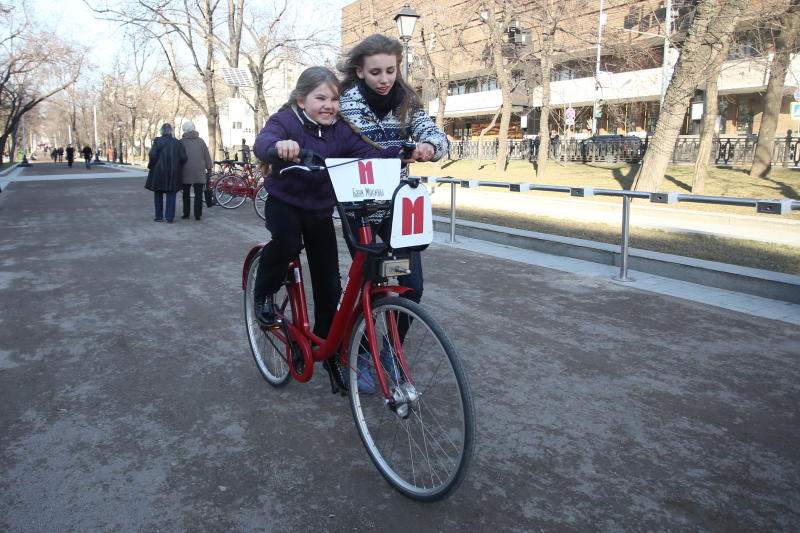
750, 4, 800, 178
536, 30, 555, 178
692, 40, 731, 194
476, 112, 500, 170
633, 0, 748, 191
493, 31, 512, 172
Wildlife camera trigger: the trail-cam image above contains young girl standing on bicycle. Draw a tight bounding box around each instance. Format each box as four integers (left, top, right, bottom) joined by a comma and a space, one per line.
338, 34, 448, 308
251, 66, 403, 342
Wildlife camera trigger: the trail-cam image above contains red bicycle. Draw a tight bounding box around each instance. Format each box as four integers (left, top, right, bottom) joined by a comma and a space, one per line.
242, 150, 475, 501
212, 160, 267, 219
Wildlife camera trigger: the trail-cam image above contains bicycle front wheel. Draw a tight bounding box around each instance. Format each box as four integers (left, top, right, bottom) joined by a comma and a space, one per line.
346, 296, 475, 501
215, 175, 247, 209
253, 184, 268, 220
244, 254, 291, 386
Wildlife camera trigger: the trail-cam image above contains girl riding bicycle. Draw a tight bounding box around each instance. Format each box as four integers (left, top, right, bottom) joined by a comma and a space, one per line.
251, 66, 405, 348
338, 34, 447, 306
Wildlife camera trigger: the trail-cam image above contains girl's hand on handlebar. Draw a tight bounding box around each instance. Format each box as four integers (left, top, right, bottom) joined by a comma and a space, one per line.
274, 140, 301, 162
412, 142, 435, 162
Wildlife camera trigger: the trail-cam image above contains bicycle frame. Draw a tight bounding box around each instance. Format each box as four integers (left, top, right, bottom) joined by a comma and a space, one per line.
241, 213, 413, 395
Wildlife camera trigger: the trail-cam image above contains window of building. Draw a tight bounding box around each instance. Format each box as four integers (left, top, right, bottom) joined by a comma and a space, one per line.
736, 102, 753, 135
232, 121, 242, 129
480, 79, 498, 91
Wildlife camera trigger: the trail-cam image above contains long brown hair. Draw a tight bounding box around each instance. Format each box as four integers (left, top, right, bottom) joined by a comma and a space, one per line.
337, 34, 421, 128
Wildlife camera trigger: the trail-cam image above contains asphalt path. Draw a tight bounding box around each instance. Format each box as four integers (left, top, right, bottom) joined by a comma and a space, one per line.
1, 168, 799, 531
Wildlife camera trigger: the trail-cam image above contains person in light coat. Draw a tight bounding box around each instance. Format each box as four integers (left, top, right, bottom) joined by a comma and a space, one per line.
179, 121, 212, 220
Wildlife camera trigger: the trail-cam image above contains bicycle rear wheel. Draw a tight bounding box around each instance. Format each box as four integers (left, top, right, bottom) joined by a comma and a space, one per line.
244, 254, 291, 386
254, 184, 268, 220
346, 296, 475, 501
215, 174, 247, 209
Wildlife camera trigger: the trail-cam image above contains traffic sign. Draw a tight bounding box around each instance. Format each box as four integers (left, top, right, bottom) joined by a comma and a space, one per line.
791, 101, 800, 120
794, 88, 800, 102
566, 106, 575, 120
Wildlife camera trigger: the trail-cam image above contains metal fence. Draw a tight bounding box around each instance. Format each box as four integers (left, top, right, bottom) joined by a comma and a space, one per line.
447, 134, 800, 166
419, 175, 799, 283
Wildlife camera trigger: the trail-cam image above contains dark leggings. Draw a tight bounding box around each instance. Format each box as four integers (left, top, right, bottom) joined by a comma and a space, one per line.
253, 196, 342, 338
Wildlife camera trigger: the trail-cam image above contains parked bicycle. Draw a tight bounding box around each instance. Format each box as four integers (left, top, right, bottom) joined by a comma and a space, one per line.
242, 149, 475, 501
212, 160, 266, 219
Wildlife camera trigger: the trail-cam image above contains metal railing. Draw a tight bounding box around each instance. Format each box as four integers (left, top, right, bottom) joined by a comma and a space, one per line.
417, 175, 799, 282
447, 133, 800, 166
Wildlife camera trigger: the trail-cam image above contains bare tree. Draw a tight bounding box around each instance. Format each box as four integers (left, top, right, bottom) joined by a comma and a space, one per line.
477, 0, 518, 172
0, 5, 84, 164
749, 0, 800, 178
691, 39, 731, 194
632, 0, 748, 192
92, 0, 226, 158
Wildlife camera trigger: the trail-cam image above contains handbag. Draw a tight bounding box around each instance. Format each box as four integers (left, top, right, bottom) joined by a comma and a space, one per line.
204, 177, 215, 207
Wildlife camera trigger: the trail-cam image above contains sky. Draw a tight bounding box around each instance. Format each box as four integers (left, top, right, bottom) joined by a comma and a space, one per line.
27, 0, 355, 76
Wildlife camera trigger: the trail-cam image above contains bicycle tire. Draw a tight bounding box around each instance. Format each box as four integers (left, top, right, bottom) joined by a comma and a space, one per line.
254, 184, 268, 220
244, 254, 291, 386
346, 296, 475, 501
215, 175, 247, 209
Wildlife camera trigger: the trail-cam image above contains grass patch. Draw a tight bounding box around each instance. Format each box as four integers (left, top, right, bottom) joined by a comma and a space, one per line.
434, 206, 800, 275
417, 160, 800, 275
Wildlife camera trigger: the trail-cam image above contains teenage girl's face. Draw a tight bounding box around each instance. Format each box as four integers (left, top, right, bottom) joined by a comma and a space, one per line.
297, 82, 340, 125
356, 53, 398, 96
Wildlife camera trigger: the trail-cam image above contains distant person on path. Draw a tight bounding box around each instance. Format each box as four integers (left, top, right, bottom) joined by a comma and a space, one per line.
51, 148, 58, 163
146, 123, 187, 223
66, 145, 75, 167
57, 147, 64, 162
81, 146, 93, 169
179, 121, 212, 221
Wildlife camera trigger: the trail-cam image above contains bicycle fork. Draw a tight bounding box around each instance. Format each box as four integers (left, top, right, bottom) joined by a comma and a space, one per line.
360, 285, 419, 418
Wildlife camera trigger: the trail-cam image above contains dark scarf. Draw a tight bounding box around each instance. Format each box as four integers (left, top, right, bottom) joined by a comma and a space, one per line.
358, 79, 404, 120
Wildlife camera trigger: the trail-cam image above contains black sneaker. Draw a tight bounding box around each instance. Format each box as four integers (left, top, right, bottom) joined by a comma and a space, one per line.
254, 298, 281, 329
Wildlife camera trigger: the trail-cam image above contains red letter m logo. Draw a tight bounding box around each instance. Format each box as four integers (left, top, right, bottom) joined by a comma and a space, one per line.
358, 161, 374, 184
402, 197, 425, 235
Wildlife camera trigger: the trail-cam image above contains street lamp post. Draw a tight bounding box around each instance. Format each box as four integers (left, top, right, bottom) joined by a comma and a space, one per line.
394, 4, 420, 80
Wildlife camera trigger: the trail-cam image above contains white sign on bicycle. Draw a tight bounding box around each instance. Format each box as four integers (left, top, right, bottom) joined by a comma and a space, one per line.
390, 183, 433, 249
326, 158, 401, 202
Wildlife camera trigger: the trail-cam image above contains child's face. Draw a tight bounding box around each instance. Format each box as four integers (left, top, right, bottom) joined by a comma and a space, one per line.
356, 53, 398, 96
297, 82, 340, 125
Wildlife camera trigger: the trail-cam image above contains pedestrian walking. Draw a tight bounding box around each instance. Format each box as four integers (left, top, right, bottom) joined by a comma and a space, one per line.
57, 147, 64, 162
179, 121, 212, 221
51, 148, 58, 163
81, 146, 93, 169
145, 123, 187, 223
66, 145, 75, 167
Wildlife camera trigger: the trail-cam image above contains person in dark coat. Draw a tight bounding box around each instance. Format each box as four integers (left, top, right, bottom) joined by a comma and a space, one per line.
81, 146, 93, 169
65, 145, 75, 167
57, 147, 63, 161
145, 123, 187, 222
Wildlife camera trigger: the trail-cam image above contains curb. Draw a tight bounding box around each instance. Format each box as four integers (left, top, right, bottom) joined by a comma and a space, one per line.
433, 216, 800, 304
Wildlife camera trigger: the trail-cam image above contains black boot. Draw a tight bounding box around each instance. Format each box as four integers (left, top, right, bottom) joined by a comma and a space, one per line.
254, 296, 281, 329
322, 358, 348, 395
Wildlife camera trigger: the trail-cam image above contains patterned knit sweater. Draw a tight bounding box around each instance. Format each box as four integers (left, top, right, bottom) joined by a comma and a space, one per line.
339, 86, 449, 168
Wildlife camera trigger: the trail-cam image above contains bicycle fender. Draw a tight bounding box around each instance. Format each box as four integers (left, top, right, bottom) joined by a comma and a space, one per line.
371, 286, 414, 298
242, 244, 266, 290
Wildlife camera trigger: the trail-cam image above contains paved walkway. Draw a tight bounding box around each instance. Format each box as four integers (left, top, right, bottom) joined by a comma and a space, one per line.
1, 172, 798, 531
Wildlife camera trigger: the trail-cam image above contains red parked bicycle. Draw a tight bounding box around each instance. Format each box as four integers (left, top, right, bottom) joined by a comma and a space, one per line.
242, 149, 475, 501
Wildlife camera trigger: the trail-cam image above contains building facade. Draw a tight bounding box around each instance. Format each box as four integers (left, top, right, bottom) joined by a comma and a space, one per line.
341, 0, 800, 142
